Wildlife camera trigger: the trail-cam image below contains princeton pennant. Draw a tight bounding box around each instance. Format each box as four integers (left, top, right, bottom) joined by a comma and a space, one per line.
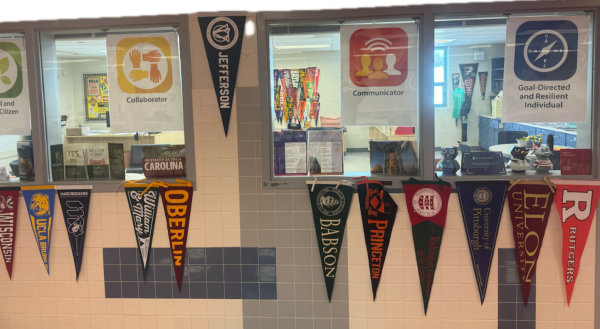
456, 181, 508, 304
356, 178, 398, 300
550, 179, 600, 305
21, 186, 56, 274
403, 178, 451, 315
507, 180, 555, 305
0, 187, 19, 279
307, 180, 353, 302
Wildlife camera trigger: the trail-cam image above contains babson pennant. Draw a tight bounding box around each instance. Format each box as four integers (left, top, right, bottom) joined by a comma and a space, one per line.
507, 180, 555, 305
0, 187, 19, 279
550, 179, 600, 305
124, 183, 160, 277
56, 185, 92, 280
456, 181, 509, 304
159, 180, 194, 292
306, 180, 353, 302
356, 179, 398, 300
22, 186, 56, 274
198, 15, 246, 136
403, 178, 451, 314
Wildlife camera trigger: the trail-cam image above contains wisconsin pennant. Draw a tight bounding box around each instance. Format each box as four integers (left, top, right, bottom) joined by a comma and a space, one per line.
22, 186, 56, 274
0, 187, 19, 279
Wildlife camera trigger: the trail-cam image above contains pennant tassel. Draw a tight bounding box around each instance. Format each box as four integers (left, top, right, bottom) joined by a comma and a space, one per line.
0, 187, 20, 279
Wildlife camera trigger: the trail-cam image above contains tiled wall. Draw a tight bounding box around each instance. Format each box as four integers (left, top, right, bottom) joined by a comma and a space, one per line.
498, 249, 536, 329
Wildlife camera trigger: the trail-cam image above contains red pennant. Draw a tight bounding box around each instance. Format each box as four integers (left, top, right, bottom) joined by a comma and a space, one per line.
0, 188, 19, 279
551, 179, 600, 305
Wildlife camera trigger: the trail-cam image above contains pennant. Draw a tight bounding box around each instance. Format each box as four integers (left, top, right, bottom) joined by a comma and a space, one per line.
451, 72, 460, 91
356, 179, 398, 300
159, 181, 194, 292
56, 186, 92, 280
306, 180, 353, 302
479, 71, 488, 101
551, 179, 600, 305
0, 187, 19, 279
507, 180, 555, 305
198, 16, 246, 136
124, 183, 160, 277
273, 70, 282, 125
403, 178, 451, 314
21, 186, 56, 274
458, 63, 478, 116
456, 181, 508, 304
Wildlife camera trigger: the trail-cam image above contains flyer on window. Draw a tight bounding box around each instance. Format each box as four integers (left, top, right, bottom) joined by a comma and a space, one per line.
0, 38, 31, 135
308, 129, 343, 175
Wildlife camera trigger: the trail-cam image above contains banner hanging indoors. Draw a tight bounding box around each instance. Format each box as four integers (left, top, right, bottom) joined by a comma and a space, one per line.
0, 187, 19, 279
22, 186, 56, 274
479, 71, 488, 101
458, 63, 478, 116
0, 38, 31, 135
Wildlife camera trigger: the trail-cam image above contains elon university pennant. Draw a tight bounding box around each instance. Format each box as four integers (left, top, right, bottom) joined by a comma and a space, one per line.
21, 186, 56, 274
356, 178, 398, 300
56, 185, 92, 280
551, 179, 600, 305
198, 15, 246, 136
403, 178, 451, 315
507, 180, 555, 305
0, 187, 19, 279
307, 180, 353, 302
456, 181, 508, 304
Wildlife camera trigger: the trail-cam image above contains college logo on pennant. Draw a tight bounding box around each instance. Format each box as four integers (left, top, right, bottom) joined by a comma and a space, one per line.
551, 179, 600, 305
0, 187, 19, 279
307, 180, 354, 302
56, 186, 92, 280
507, 180, 555, 305
403, 178, 451, 314
456, 181, 509, 304
459, 63, 478, 114
356, 178, 398, 300
198, 15, 246, 136
21, 186, 55, 274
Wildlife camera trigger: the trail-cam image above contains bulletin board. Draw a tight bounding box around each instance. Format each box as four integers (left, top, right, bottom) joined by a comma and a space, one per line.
83, 73, 109, 121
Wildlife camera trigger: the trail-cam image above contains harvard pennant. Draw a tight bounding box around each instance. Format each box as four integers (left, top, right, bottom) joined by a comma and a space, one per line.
0, 187, 19, 279
22, 186, 56, 274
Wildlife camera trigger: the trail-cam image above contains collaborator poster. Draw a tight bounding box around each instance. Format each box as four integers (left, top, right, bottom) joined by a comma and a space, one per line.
0, 38, 31, 135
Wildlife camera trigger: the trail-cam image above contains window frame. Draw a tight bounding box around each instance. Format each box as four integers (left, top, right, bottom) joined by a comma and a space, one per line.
434, 46, 447, 108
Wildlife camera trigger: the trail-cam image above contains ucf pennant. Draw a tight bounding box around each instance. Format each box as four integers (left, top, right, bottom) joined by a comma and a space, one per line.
507, 180, 555, 305
551, 179, 600, 305
0, 187, 19, 279
403, 178, 451, 315
356, 179, 398, 300
307, 180, 353, 302
456, 181, 508, 304
21, 186, 56, 274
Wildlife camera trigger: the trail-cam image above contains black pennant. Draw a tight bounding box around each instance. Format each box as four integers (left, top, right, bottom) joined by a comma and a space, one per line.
198, 16, 246, 136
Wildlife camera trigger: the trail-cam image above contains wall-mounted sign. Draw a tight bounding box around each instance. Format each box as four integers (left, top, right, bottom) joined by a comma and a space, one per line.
83, 73, 109, 121
0, 38, 30, 135
142, 145, 186, 178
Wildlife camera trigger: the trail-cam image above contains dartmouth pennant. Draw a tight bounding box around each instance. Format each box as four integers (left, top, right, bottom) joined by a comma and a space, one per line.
198, 15, 246, 136
124, 183, 160, 278
160, 181, 194, 292
307, 180, 353, 302
56, 185, 92, 280
0, 187, 19, 279
456, 181, 508, 304
551, 179, 600, 306
356, 178, 398, 300
403, 178, 451, 314
22, 186, 56, 274
507, 180, 555, 305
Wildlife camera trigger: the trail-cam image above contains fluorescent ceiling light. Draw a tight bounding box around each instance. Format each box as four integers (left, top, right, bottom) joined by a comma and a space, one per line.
274, 45, 331, 49
273, 58, 307, 61
468, 45, 492, 48
435, 39, 455, 43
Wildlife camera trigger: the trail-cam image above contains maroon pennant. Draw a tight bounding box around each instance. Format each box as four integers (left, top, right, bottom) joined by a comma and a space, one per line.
0, 187, 19, 279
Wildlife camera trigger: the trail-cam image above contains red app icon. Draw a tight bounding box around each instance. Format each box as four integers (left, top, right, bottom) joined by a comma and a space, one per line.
349, 27, 408, 87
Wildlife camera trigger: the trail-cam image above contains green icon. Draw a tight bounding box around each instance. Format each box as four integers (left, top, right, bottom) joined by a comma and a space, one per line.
0, 42, 23, 98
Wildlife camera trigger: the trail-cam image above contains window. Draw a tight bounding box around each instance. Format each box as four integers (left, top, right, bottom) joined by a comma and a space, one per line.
434, 47, 447, 107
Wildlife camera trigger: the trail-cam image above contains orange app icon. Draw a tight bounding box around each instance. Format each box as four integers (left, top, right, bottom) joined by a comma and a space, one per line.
349, 27, 408, 87
116, 37, 173, 94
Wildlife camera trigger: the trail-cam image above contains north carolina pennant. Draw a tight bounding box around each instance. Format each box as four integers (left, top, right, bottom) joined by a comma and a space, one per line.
0, 187, 19, 279
507, 180, 555, 305
403, 178, 451, 315
456, 181, 509, 304
356, 178, 398, 300
307, 180, 353, 302
22, 186, 56, 274
159, 180, 194, 292
550, 179, 600, 305
56, 185, 92, 280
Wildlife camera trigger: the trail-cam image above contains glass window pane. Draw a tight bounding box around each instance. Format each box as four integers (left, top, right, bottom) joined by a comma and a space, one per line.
434, 86, 444, 105
434, 49, 445, 83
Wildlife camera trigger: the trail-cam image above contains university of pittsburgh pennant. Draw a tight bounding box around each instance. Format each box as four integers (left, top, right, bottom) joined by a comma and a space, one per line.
22, 186, 56, 274
0, 187, 19, 279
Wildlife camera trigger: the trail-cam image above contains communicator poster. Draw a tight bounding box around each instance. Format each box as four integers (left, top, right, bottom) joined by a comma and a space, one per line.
0, 38, 31, 135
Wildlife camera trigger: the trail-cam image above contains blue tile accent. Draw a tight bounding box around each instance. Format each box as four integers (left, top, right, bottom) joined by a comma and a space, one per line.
154, 265, 172, 282
225, 282, 242, 299
105, 282, 121, 298
173, 282, 190, 299
189, 265, 207, 281
206, 248, 223, 264
241, 247, 258, 264
120, 265, 138, 281
223, 265, 241, 282
206, 265, 224, 282
155, 282, 173, 298
190, 282, 207, 299
223, 247, 241, 264
498, 248, 535, 329
188, 248, 206, 264
103, 248, 120, 264
259, 265, 276, 282
242, 282, 260, 299
122, 282, 139, 298
139, 281, 156, 298
259, 248, 276, 264
242, 265, 259, 282
260, 283, 277, 299
104, 265, 121, 281
154, 249, 172, 265
120, 248, 138, 264
207, 282, 225, 299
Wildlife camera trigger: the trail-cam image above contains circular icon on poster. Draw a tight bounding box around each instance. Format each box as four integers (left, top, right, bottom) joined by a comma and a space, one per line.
473, 187, 492, 206
0, 49, 18, 94
524, 29, 568, 73
316, 187, 346, 216
123, 44, 169, 88
206, 17, 239, 50
412, 188, 442, 218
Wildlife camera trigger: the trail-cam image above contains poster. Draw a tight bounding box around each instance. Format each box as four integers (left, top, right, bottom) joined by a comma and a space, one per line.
479, 71, 488, 101
106, 33, 184, 133
273, 68, 320, 129
0, 187, 19, 279
341, 23, 418, 126
0, 38, 30, 135
142, 145, 186, 178
83, 73, 109, 121
21, 186, 56, 274
503, 16, 590, 122
87, 144, 109, 179
273, 131, 307, 176
308, 130, 343, 175
370, 141, 418, 176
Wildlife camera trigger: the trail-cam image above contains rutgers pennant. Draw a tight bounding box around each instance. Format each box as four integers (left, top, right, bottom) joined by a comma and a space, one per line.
0, 187, 19, 279
551, 179, 600, 305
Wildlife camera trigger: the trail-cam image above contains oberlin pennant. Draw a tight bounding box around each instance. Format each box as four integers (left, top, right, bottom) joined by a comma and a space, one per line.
306, 180, 353, 302
551, 179, 600, 305
507, 180, 555, 305
56, 185, 92, 280
403, 178, 451, 314
159, 181, 194, 292
356, 178, 398, 300
0, 187, 20, 279
22, 186, 56, 274
197, 16, 246, 136
124, 183, 160, 278
456, 181, 508, 304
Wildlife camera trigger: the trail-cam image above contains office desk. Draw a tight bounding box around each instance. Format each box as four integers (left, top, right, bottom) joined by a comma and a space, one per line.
64, 131, 185, 151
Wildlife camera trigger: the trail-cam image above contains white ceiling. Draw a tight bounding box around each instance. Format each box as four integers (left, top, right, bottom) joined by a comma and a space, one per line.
55, 38, 106, 59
